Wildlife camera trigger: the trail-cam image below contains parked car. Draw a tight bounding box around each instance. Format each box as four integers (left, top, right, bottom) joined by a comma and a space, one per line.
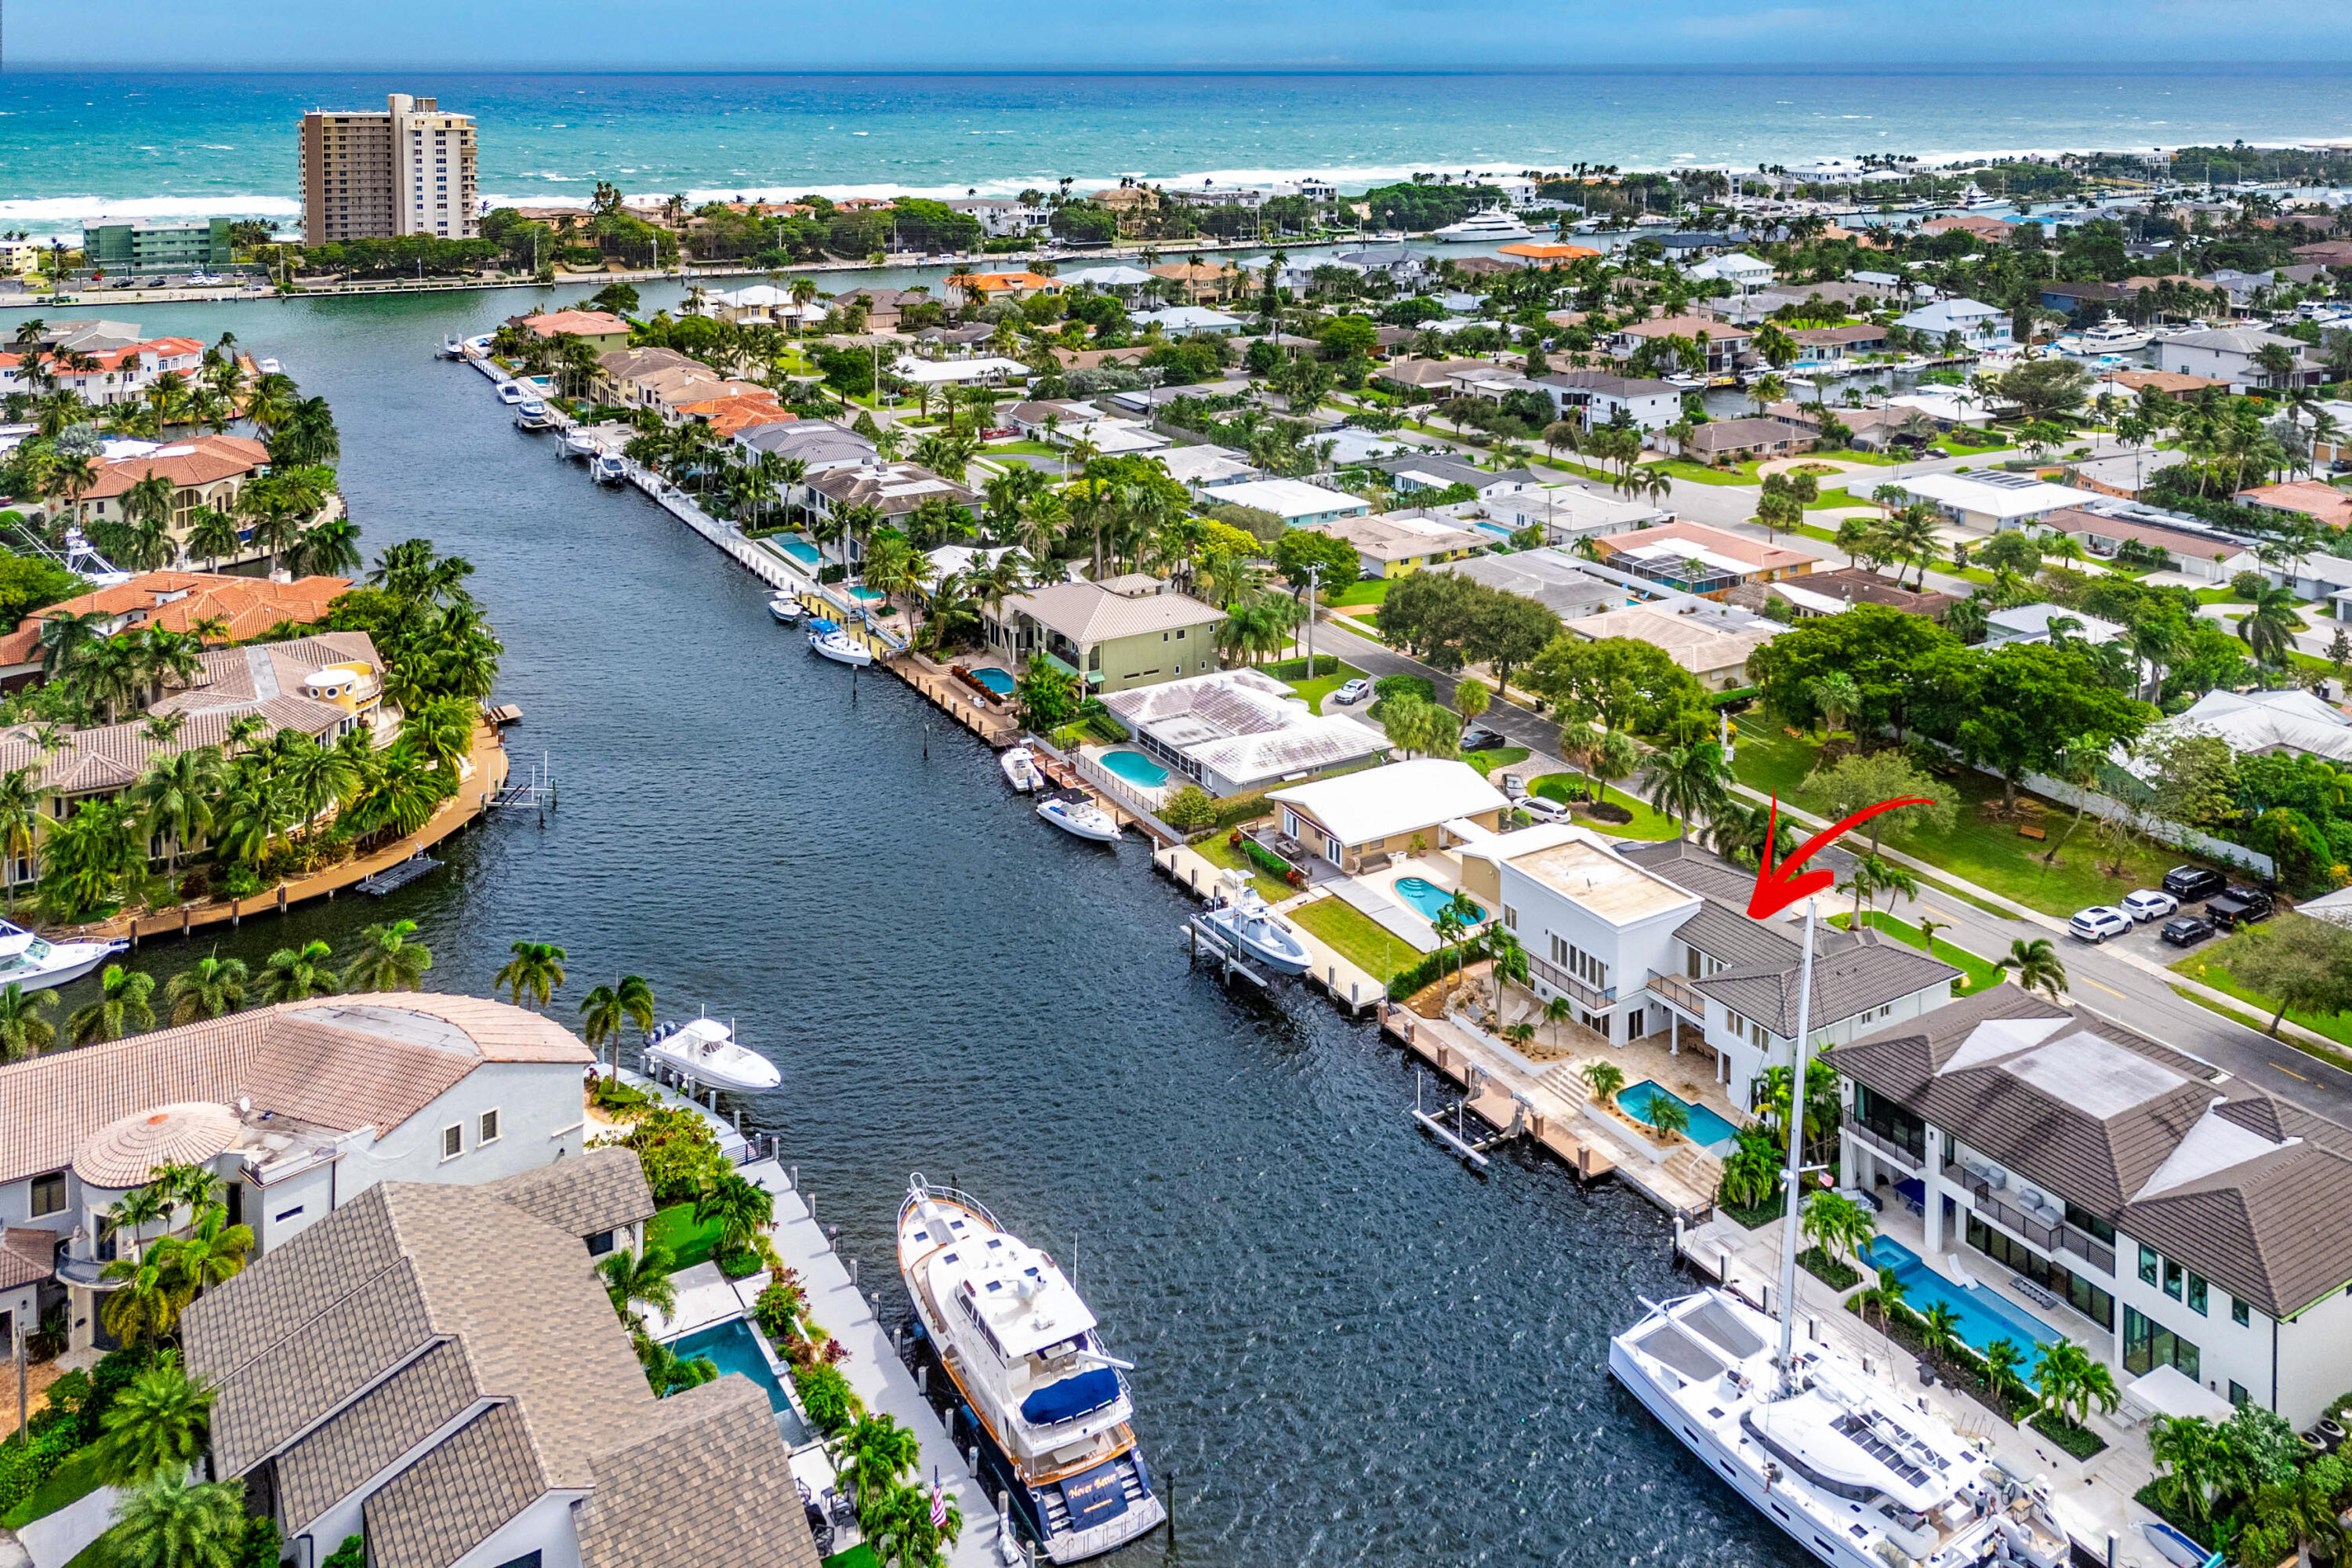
1501, 775, 1529, 800
2205, 885, 2275, 930
1518, 794, 1570, 823
1334, 678, 1370, 705
2121, 889, 2180, 923
2161, 866, 2227, 903
1459, 724, 1508, 753
2068, 906, 2135, 943
2159, 914, 2216, 949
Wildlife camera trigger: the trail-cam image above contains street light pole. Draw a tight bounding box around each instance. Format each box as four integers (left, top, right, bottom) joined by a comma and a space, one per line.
1304, 564, 1319, 674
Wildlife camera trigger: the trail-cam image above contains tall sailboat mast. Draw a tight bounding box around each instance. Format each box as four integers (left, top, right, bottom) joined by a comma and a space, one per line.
1773, 896, 1820, 1390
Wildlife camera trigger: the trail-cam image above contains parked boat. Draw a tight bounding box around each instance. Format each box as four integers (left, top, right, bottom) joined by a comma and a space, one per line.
513, 399, 554, 431
0, 922, 127, 993
437, 335, 467, 360
1432, 209, 1532, 243
1000, 746, 1042, 793
495, 381, 528, 405
805, 618, 873, 667
561, 429, 601, 459
2056, 316, 2151, 356
767, 593, 804, 625
592, 452, 628, 485
1198, 871, 1311, 975
644, 1014, 782, 1093
1036, 793, 1121, 844
2141, 1522, 2218, 1568
898, 1176, 1166, 1562
256, 357, 283, 375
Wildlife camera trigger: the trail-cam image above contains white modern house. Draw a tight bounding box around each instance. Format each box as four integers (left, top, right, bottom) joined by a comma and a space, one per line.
1686, 252, 1775, 292
1900, 471, 2100, 532
1831, 989, 2352, 1425
1895, 297, 2012, 350
1269, 759, 1509, 875
1534, 369, 1683, 432
1129, 306, 1247, 337
2159, 326, 2325, 391
945, 195, 1050, 236
1208, 478, 1370, 530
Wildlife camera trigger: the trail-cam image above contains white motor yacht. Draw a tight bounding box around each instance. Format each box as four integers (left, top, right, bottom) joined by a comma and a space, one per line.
1000, 746, 1042, 793
591, 452, 628, 485
495, 381, 528, 405
561, 428, 601, 459
1036, 793, 1121, 844
513, 399, 554, 431
644, 1015, 782, 1093
1197, 870, 1310, 975
256, 357, 284, 375
767, 593, 804, 625
0, 922, 126, 992
1432, 209, 1533, 243
805, 618, 873, 667
898, 1177, 1166, 1562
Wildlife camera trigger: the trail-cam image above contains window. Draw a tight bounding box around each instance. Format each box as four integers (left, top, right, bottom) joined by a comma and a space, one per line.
2233, 1297, 2251, 1327
2229, 1381, 2249, 1408
2187, 1273, 2207, 1316
585, 1230, 615, 1258
2164, 1259, 2184, 1301
479, 1109, 500, 1145
1503, 905, 1518, 931
441, 1124, 463, 1160
28, 1171, 65, 1218
2123, 1306, 2201, 1381
2139, 1243, 2160, 1287
2063, 1201, 2115, 1246
275, 1205, 304, 1224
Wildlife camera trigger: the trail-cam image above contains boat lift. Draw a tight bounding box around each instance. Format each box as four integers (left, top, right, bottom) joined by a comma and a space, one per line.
1181, 915, 1269, 992
1411, 1064, 1533, 1170
487, 750, 559, 826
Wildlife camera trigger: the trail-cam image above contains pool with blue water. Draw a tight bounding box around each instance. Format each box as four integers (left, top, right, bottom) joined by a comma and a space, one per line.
1617, 1080, 1740, 1152
1393, 875, 1483, 924
777, 539, 822, 568
1100, 749, 1170, 788
1862, 1236, 2062, 1365
967, 666, 1016, 697
667, 1317, 807, 1442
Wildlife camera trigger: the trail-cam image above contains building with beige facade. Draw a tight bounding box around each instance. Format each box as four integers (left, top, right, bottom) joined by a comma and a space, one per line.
299, 93, 479, 244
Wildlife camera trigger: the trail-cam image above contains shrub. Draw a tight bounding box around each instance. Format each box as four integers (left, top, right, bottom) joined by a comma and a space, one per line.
589, 1105, 728, 1205
321, 1536, 367, 1568
1385, 931, 1494, 1000
2231, 570, 2267, 598
0, 1421, 80, 1516
175, 867, 211, 902
754, 1277, 805, 1341
717, 1245, 764, 1280
793, 1362, 862, 1435
1161, 785, 1216, 831
217, 865, 262, 899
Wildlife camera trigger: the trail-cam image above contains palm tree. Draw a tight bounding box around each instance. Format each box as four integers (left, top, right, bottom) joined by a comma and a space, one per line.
601, 1241, 679, 1324
131, 745, 227, 877
2148, 1414, 2238, 1530
342, 920, 432, 991
153, 1202, 253, 1299
1799, 1189, 1877, 1272
0, 766, 45, 909
70, 964, 158, 1045
0, 982, 59, 1062
841, 1413, 925, 1527
1542, 994, 1576, 1051
1580, 1058, 1626, 1102
106, 1183, 172, 1263
162, 955, 249, 1025
256, 940, 339, 1004
2031, 1338, 2118, 1430
1998, 937, 2067, 1001
107, 1468, 250, 1568
581, 973, 654, 1087
2238, 584, 2303, 667
1980, 1337, 2030, 1408
1644, 739, 1732, 839
1708, 797, 1798, 870
2241, 1456, 2349, 1568
1486, 927, 1530, 1018
496, 940, 568, 1010
186, 508, 240, 572
694, 1171, 775, 1256
93, 1349, 216, 1486
1807, 671, 1864, 737
1918, 1301, 1965, 1368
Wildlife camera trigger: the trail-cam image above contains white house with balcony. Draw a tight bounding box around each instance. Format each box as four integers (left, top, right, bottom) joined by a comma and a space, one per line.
1895, 297, 2011, 351
1830, 988, 2352, 1425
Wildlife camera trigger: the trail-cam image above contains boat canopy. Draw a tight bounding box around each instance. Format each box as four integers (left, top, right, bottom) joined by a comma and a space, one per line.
668, 1018, 731, 1049
808, 618, 840, 633
1019, 1366, 1122, 1426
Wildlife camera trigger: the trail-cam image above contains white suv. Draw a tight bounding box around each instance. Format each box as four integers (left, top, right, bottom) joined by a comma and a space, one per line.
2068, 906, 2134, 943
2121, 889, 2180, 923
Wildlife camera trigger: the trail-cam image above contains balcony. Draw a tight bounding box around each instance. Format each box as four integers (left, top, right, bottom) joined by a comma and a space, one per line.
1530, 953, 1615, 1011
1847, 1121, 1924, 1172
1645, 969, 1708, 1020
2054, 1225, 2117, 1276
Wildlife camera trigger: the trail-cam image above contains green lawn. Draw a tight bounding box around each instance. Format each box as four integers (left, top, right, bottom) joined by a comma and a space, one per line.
1465, 746, 1531, 775
1291, 895, 1416, 982
1729, 720, 2190, 916
1, 1448, 104, 1529
1192, 832, 1297, 903
2170, 931, 2352, 1050
1530, 776, 1682, 839
1828, 909, 2005, 996
985, 439, 1062, 456
1272, 658, 1370, 711
1328, 577, 1392, 608
648, 1201, 725, 1269
1646, 458, 1766, 485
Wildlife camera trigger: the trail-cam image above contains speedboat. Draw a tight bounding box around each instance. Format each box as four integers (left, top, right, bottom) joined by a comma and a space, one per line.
592, 452, 628, 485
256, 357, 283, 375
495, 381, 528, 405
898, 1176, 1166, 1563
437, 335, 467, 360
1036, 793, 1121, 844
1197, 872, 1310, 975
0, 922, 126, 992
2141, 1521, 2215, 1568
1000, 746, 1042, 793
644, 1014, 782, 1093
767, 593, 804, 624
805, 618, 873, 667
561, 428, 601, 459
513, 399, 554, 430
1432, 209, 1532, 243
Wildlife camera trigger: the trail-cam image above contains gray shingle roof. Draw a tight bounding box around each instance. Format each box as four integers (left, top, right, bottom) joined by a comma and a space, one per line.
480, 1145, 653, 1240
575, 1375, 822, 1568
364, 1400, 546, 1568
1693, 929, 1958, 1036
278, 1338, 481, 1535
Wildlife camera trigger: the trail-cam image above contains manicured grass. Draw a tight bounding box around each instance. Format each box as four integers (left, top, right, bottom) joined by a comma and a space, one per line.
1729, 721, 2188, 917
0, 1448, 104, 1529
1291, 895, 1416, 982
1646, 458, 1766, 485
2029, 1410, 2108, 1460
1465, 746, 1531, 775
1828, 909, 2005, 996
2171, 931, 2352, 1050
1328, 577, 1392, 608
1530, 776, 1682, 839
985, 439, 1062, 456
648, 1201, 725, 1269
1192, 833, 1296, 904
1272, 658, 1370, 711
824, 1547, 882, 1568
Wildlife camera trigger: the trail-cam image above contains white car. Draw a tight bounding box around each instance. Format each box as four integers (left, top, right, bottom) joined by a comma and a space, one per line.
1518, 795, 1570, 823
1333, 678, 1370, 705
2121, 889, 2180, 923
2068, 906, 2134, 943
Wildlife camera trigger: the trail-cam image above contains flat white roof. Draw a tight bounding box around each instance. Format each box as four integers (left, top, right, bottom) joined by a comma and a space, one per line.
1269, 758, 1505, 846
1211, 478, 1369, 519
1902, 472, 2100, 519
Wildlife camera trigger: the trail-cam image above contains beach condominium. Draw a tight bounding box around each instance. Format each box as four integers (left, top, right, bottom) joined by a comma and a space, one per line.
299, 93, 479, 244
80, 218, 234, 275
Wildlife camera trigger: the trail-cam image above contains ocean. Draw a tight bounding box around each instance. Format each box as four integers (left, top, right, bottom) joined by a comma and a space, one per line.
5, 66, 2352, 234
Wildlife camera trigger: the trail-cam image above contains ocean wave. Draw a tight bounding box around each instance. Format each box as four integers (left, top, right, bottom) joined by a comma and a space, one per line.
0, 193, 302, 230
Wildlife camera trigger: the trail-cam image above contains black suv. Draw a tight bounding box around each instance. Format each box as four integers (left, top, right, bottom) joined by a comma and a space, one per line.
2205, 884, 2275, 930
2161, 866, 2227, 902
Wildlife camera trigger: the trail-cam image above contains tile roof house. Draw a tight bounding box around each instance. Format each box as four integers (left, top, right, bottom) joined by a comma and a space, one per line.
183, 1157, 814, 1568
1829, 988, 2352, 1422
2238, 480, 2352, 532
1671, 416, 1816, 461
1592, 520, 1813, 596
1727, 567, 1954, 622
53, 435, 281, 561
1305, 511, 1490, 579
0, 993, 599, 1356
984, 575, 1225, 694
590, 345, 708, 406
1606, 316, 1753, 376
515, 309, 631, 353
0, 571, 351, 684
1561, 603, 1782, 690
2158, 327, 2324, 390
804, 463, 980, 568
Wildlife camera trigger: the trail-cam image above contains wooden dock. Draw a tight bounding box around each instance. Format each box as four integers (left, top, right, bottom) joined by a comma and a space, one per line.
1382, 1003, 1638, 1189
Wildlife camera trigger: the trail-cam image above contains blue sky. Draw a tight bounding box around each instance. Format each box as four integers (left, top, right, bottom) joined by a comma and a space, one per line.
13, 0, 2351, 67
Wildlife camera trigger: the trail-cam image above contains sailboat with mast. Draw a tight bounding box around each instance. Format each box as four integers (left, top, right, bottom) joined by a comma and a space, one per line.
1610, 898, 2071, 1568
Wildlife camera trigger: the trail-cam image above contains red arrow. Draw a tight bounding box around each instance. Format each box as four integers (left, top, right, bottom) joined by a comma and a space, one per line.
1747, 794, 1934, 920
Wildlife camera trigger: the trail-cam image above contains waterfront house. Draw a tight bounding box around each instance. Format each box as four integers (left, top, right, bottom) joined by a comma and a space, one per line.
945, 195, 1050, 235
1922, 215, 2016, 244
1900, 472, 2100, 532
2038, 280, 2127, 317
1686, 252, 1775, 292
698, 284, 817, 331
1496, 243, 1602, 269
2238, 480, 2352, 532
0, 336, 204, 408
824, 288, 931, 332
1100, 667, 1388, 797
1054, 264, 1160, 297
1268, 758, 1508, 876
673, 390, 796, 438
1207, 478, 1370, 530
182, 1155, 815, 1568
1148, 261, 1243, 303
1592, 520, 1813, 597
1606, 317, 1752, 376
0, 571, 351, 688
1561, 603, 1780, 690
805, 462, 980, 565
52, 434, 279, 557
1668, 417, 1814, 463
1830, 987, 2352, 1425
515, 309, 630, 354
735, 418, 877, 491
0, 992, 599, 1357
590, 345, 707, 407
1786, 324, 1889, 368
983, 574, 1225, 694
2100, 368, 2230, 404
1894, 298, 2011, 351
1305, 511, 1490, 580
1453, 830, 1956, 1071
946, 270, 1060, 304
1534, 369, 1682, 432
2159, 327, 2324, 391
1425, 550, 1612, 619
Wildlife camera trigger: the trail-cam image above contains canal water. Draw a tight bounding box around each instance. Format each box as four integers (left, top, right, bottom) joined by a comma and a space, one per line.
2, 288, 1805, 1568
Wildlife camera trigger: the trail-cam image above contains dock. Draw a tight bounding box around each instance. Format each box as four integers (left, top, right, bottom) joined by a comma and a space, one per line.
354, 853, 440, 897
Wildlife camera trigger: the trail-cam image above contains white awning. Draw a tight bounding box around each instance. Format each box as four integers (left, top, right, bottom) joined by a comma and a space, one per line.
2123, 1364, 2234, 1424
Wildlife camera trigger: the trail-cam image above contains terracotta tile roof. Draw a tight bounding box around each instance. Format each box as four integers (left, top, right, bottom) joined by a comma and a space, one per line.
1616, 314, 1751, 343
0, 572, 351, 670
479, 1145, 653, 1239
575, 1375, 822, 1568
674, 392, 797, 437
277, 1338, 481, 1535
77, 435, 268, 503
521, 310, 629, 339
945, 270, 1056, 292
365, 1400, 546, 1568
2240, 481, 2352, 528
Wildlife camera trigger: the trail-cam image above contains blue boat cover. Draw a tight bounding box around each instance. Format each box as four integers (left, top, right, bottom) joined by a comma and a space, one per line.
1056, 1458, 1131, 1529
1021, 1367, 1120, 1426
808, 618, 840, 633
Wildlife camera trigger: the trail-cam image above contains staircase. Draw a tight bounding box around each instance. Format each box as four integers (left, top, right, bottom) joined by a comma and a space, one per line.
1662, 1143, 1723, 1203
1535, 1064, 1588, 1102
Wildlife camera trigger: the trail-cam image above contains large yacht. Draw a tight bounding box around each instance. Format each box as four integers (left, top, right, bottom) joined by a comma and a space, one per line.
0, 921, 125, 991
898, 1177, 1166, 1562
1432, 209, 1533, 243
1610, 902, 2071, 1568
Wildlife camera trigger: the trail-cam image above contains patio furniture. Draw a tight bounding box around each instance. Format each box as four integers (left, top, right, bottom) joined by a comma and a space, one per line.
1893, 1177, 1926, 1215
2009, 1275, 2060, 1311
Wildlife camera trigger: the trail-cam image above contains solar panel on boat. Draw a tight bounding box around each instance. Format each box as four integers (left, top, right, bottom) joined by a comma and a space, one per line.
1833, 1413, 1931, 1490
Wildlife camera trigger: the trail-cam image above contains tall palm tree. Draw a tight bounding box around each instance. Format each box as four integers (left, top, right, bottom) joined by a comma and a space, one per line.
185, 508, 240, 572
1998, 937, 2068, 1001
256, 941, 339, 1004
107, 1468, 250, 1568
343, 920, 431, 991
70, 964, 158, 1045
154, 1201, 252, 1298
2238, 584, 2303, 667
162, 955, 249, 1025
496, 940, 568, 1010
694, 1171, 775, 1256
1644, 739, 1732, 839
0, 766, 45, 909
0, 982, 59, 1062
131, 746, 227, 877
105, 1184, 172, 1265
601, 1241, 679, 1323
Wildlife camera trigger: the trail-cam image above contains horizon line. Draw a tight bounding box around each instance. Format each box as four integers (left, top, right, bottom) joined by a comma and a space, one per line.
9, 60, 2352, 76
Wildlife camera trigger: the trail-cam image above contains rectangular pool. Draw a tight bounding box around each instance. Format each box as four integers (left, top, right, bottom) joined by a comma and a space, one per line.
968, 666, 1016, 696
1862, 1236, 2061, 1365
778, 539, 822, 567
1617, 1080, 1739, 1154
666, 1318, 811, 1443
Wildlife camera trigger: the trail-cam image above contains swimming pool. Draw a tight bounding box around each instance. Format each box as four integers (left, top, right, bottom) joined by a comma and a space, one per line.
1617, 1080, 1740, 1153
848, 585, 887, 603
1392, 876, 1483, 924
667, 1318, 811, 1442
1862, 1236, 2061, 1365
777, 539, 822, 568
1099, 749, 1170, 788
967, 666, 1016, 696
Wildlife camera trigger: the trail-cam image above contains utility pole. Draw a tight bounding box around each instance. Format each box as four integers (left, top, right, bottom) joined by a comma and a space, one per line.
1303, 563, 1319, 673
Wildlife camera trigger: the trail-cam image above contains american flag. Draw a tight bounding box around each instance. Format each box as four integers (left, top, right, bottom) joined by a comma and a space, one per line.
930, 1483, 949, 1528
